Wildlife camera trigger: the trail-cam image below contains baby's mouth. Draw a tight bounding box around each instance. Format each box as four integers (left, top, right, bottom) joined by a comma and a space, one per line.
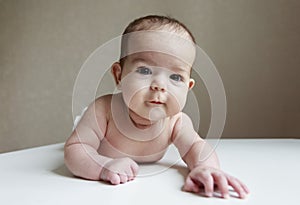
149, 101, 163, 104
147, 95, 166, 105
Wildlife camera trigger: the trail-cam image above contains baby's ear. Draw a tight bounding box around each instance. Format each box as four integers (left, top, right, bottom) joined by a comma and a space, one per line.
111, 62, 122, 89
188, 78, 195, 90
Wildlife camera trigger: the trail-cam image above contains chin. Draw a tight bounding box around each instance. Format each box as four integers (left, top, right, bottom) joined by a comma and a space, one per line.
146, 107, 166, 121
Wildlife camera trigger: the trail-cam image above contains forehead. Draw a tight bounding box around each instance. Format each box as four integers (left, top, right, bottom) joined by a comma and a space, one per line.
126, 52, 192, 74
122, 30, 196, 67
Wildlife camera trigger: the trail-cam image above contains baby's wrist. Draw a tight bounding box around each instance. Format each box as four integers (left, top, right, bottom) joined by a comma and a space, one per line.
192, 161, 207, 169
192, 161, 219, 170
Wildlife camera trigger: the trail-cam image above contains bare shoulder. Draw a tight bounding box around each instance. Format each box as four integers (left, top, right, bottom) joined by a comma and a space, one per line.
95, 94, 113, 106
171, 112, 193, 128
75, 94, 113, 128
70, 94, 113, 140
94, 94, 113, 112
170, 112, 195, 141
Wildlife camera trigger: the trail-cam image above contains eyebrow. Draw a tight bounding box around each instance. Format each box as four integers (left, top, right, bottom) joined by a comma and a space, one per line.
130, 57, 190, 74
130, 57, 154, 66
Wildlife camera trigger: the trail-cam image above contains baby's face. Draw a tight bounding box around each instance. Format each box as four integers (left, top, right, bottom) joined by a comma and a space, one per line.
118, 51, 194, 121
113, 31, 195, 121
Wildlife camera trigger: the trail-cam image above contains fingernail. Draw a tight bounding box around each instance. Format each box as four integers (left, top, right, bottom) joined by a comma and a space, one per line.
206, 192, 213, 197
223, 194, 229, 199
240, 192, 247, 199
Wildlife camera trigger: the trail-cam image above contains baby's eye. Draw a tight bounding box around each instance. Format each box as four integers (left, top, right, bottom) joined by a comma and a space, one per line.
136, 67, 152, 75
170, 74, 184, 82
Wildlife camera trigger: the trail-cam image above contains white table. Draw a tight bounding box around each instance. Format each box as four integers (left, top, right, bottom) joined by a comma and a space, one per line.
1, 139, 299, 205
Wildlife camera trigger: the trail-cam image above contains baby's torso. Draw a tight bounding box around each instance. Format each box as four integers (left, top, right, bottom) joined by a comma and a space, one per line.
96, 95, 178, 163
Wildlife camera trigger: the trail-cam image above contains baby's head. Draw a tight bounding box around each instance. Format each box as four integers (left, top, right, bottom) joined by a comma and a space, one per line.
112, 15, 196, 122
120, 15, 196, 67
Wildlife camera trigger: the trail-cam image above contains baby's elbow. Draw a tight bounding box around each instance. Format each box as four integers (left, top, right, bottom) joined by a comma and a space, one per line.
63, 147, 84, 180
64, 145, 73, 171
63, 143, 81, 175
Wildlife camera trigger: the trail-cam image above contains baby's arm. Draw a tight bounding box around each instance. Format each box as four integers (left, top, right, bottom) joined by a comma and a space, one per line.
172, 113, 249, 199
64, 98, 138, 184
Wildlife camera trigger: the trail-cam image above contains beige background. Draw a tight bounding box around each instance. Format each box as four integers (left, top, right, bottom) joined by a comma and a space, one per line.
0, 0, 299, 153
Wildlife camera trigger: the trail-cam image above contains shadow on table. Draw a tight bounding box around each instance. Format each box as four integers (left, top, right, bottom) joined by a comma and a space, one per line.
52, 161, 239, 199
52, 161, 190, 183
52, 161, 189, 179
53, 164, 74, 178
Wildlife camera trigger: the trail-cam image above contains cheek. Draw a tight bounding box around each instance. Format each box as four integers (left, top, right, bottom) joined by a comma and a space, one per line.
120, 74, 150, 107
167, 86, 189, 113
169, 96, 186, 114
169, 83, 188, 106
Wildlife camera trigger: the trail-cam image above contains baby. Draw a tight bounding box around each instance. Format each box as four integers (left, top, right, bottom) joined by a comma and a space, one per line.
64, 15, 249, 199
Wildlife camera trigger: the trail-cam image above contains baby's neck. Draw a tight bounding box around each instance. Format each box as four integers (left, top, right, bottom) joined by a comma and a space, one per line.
128, 109, 159, 129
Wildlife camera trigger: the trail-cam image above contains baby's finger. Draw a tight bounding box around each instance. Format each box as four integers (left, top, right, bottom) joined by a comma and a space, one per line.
118, 173, 128, 183
227, 176, 246, 199
130, 162, 139, 177
106, 171, 121, 185
236, 178, 250, 194
212, 173, 229, 199
183, 176, 200, 193
125, 169, 134, 181
99, 169, 107, 181
197, 171, 214, 197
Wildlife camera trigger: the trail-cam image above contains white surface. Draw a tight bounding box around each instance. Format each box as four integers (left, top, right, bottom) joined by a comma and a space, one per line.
0, 139, 299, 205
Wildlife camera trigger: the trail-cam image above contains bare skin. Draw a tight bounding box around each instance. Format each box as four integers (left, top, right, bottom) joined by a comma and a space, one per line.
64, 31, 250, 199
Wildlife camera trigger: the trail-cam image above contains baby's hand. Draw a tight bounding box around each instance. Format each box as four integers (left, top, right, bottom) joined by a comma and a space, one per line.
100, 157, 139, 185
183, 166, 250, 199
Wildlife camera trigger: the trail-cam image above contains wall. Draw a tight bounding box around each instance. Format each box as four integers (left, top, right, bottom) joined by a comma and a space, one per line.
0, 0, 299, 152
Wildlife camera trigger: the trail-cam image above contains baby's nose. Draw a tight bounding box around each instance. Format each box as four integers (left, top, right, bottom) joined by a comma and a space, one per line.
150, 80, 166, 92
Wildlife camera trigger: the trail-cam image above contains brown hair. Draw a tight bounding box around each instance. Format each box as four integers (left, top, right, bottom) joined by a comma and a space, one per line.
120, 15, 196, 66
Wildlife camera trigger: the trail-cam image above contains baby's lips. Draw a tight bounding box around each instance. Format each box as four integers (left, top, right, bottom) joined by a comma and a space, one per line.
149, 101, 163, 104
